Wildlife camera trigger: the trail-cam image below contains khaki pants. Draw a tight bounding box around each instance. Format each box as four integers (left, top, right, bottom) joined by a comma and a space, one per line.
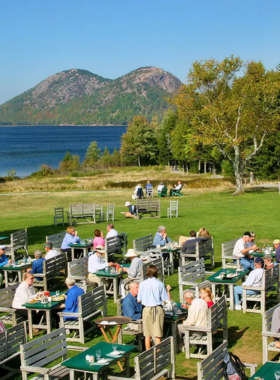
143, 306, 164, 337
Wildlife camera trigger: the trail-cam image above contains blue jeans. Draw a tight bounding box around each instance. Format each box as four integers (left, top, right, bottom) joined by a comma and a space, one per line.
240, 257, 254, 270
234, 285, 260, 305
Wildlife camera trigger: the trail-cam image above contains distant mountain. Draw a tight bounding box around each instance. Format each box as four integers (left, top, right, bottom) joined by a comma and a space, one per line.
0, 67, 182, 125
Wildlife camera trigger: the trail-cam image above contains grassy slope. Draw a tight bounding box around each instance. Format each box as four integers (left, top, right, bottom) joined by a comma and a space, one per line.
1, 187, 278, 378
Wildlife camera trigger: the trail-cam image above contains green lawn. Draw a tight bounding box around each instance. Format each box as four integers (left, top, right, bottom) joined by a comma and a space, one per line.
1, 187, 279, 378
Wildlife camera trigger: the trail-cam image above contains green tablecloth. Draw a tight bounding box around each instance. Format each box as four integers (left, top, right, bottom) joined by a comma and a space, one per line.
208, 268, 248, 284
22, 291, 66, 310
94, 264, 130, 278
2, 262, 32, 271
164, 302, 188, 320
252, 251, 276, 258
69, 242, 92, 248
0, 236, 8, 241
249, 361, 280, 380
63, 342, 135, 372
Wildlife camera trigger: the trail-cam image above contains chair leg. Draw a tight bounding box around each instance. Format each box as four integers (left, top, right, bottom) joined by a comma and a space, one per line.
185, 331, 190, 359
262, 336, 268, 364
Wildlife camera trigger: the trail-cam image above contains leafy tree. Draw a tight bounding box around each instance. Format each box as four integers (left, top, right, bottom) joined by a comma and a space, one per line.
171, 56, 280, 194
111, 148, 121, 167
157, 109, 177, 165
59, 152, 80, 172
120, 116, 158, 166
84, 141, 101, 166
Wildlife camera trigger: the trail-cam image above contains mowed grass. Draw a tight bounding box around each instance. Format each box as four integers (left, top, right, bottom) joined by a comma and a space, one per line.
1, 186, 279, 378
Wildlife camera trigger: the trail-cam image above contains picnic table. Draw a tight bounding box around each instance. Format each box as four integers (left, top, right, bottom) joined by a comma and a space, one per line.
69, 240, 92, 261
161, 245, 181, 275
252, 250, 276, 258
95, 316, 131, 370
21, 291, 66, 339
94, 264, 130, 303
249, 361, 280, 380
164, 302, 188, 354
62, 341, 135, 380
2, 261, 33, 286
208, 268, 249, 311
0, 236, 8, 242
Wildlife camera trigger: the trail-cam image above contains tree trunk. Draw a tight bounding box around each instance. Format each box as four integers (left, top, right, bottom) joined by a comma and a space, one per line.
198, 160, 201, 172
138, 155, 141, 167
204, 162, 207, 174
232, 146, 244, 195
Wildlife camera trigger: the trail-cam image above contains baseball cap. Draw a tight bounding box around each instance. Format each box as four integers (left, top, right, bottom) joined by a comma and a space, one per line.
0, 245, 6, 250
243, 231, 252, 237
255, 257, 264, 264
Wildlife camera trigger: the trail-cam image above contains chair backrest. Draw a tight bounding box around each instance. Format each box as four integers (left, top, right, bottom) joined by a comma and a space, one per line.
197, 239, 214, 258
46, 232, 65, 250
54, 208, 64, 218
263, 303, 280, 332
197, 340, 228, 380
44, 253, 67, 284
147, 186, 153, 194
149, 257, 164, 283
134, 336, 175, 380
0, 283, 19, 309
79, 285, 107, 318
133, 234, 153, 252
0, 330, 6, 362
69, 203, 95, 216
68, 256, 88, 278
221, 238, 239, 257
136, 187, 144, 199
136, 199, 160, 212
0, 322, 27, 363
10, 229, 28, 249
105, 235, 124, 261
20, 327, 68, 369
179, 258, 206, 284
208, 296, 227, 331
170, 200, 178, 208
106, 204, 115, 221
264, 264, 279, 291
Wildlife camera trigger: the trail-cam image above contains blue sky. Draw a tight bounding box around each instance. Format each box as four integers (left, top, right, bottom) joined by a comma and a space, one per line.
0, 0, 279, 105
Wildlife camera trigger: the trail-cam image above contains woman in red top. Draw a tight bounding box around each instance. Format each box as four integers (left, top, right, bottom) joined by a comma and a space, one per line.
199, 287, 214, 308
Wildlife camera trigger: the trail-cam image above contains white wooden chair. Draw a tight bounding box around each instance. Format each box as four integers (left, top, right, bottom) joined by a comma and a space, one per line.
105, 203, 115, 222
178, 259, 206, 302
95, 204, 104, 222
54, 207, 64, 226
167, 200, 178, 218
146, 186, 153, 198
262, 303, 280, 363
5, 229, 28, 261
181, 237, 215, 271
221, 238, 241, 269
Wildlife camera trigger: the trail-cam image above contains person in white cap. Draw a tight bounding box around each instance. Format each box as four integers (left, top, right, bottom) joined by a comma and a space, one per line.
88, 245, 114, 286
119, 249, 143, 298
0, 245, 11, 286
121, 202, 139, 219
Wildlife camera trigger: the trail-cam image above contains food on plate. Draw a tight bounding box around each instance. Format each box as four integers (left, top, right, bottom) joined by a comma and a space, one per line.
51, 294, 65, 301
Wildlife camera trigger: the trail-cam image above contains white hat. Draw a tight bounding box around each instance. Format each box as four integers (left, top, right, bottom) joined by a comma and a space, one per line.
0, 245, 6, 250
125, 201, 131, 207
95, 245, 106, 254
125, 249, 138, 258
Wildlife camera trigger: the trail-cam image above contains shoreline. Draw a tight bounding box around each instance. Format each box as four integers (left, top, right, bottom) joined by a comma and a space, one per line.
0, 124, 127, 127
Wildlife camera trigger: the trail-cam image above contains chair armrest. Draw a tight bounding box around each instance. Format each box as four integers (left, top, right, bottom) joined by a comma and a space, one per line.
58, 312, 81, 317
242, 286, 262, 291
108, 377, 129, 380
0, 307, 14, 312
262, 331, 280, 338
243, 363, 257, 376
182, 326, 211, 332
33, 274, 45, 278
66, 346, 89, 352
20, 366, 51, 374
73, 275, 87, 280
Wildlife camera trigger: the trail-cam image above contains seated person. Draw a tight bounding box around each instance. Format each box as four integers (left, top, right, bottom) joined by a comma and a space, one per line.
88, 245, 114, 286
12, 273, 44, 324
178, 289, 208, 336
199, 287, 214, 308
122, 281, 143, 330
0, 245, 11, 287
233, 257, 264, 310
198, 228, 211, 239
106, 223, 119, 239
145, 181, 153, 196
0, 318, 6, 333
26, 250, 45, 281
120, 249, 143, 298
132, 184, 144, 200
121, 201, 138, 219
247, 231, 256, 249
181, 230, 209, 253
153, 226, 171, 247
60, 277, 84, 320
271, 305, 280, 348
44, 242, 59, 260
264, 255, 276, 269
169, 181, 182, 196
157, 182, 167, 196
233, 231, 258, 271
274, 239, 280, 263
61, 227, 80, 256
93, 230, 105, 249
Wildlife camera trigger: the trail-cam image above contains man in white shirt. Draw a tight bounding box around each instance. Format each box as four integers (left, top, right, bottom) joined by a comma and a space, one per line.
233, 257, 264, 310
233, 231, 258, 271
106, 223, 118, 239
178, 289, 208, 336
44, 242, 59, 260
88, 245, 114, 285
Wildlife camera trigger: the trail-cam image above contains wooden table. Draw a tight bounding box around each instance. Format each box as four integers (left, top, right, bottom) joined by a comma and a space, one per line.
94, 264, 130, 303
22, 292, 65, 339
208, 268, 249, 311
164, 302, 188, 354
249, 361, 280, 379
63, 341, 135, 380
69, 241, 92, 261
2, 262, 32, 286
95, 316, 131, 371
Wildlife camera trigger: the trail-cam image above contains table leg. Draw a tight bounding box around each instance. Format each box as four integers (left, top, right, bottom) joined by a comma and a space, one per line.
19, 270, 23, 282
113, 278, 118, 303
4, 271, 8, 287
111, 325, 121, 343
99, 326, 111, 343
46, 310, 51, 333
83, 248, 87, 258
69, 370, 75, 380
229, 285, 234, 311
124, 354, 131, 377
28, 310, 33, 339
71, 248, 74, 261
211, 284, 216, 302
171, 322, 178, 354
99, 325, 124, 371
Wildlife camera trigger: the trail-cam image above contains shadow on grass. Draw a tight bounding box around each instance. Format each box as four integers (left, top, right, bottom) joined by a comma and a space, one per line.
228, 326, 249, 348
246, 187, 279, 194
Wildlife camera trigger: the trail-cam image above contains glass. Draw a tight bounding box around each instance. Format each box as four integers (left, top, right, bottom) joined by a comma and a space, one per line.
56, 290, 60, 297
96, 349, 101, 360
112, 344, 117, 352
275, 370, 280, 380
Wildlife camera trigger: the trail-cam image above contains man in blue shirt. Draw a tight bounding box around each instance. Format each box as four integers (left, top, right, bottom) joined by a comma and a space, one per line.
0, 245, 9, 287
26, 250, 45, 281
62, 277, 84, 320
123, 281, 142, 322
153, 226, 172, 247
145, 181, 153, 197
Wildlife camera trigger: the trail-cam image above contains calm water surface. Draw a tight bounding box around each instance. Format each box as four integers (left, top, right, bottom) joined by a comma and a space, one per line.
0, 126, 127, 177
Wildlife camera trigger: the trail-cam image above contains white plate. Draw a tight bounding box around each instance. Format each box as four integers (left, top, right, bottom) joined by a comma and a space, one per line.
108, 322, 117, 325
100, 321, 109, 325
109, 351, 121, 356
96, 359, 108, 364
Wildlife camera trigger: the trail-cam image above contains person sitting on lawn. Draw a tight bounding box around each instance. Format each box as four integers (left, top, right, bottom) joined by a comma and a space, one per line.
169, 180, 182, 196
132, 184, 144, 200
93, 229, 105, 249
88, 245, 114, 286
120, 249, 143, 298
233, 231, 258, 271
122, 281, 143, 329
157, 182, 167, 196
44, 242, 59, 260
233, 257, 264, 310
121, 201, 138, 219
271, 305, 280, 348
199, 287, 214, 308
178, 289, 208, 336
26, 250, 45, 281
153, 226, 172, 247
145, 181, 153, 196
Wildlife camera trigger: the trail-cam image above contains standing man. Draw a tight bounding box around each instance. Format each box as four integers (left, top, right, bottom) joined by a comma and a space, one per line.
233, 231, 258, 270
106, 223, 118, 239
44, 242, 59, 260
137, 264, 169, 350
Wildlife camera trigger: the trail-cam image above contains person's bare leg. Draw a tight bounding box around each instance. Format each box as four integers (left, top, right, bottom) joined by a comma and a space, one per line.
124, 212, 134, 218
155, 337, 161, 346
145, 336, 151, 350
275, 341, 280, 348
